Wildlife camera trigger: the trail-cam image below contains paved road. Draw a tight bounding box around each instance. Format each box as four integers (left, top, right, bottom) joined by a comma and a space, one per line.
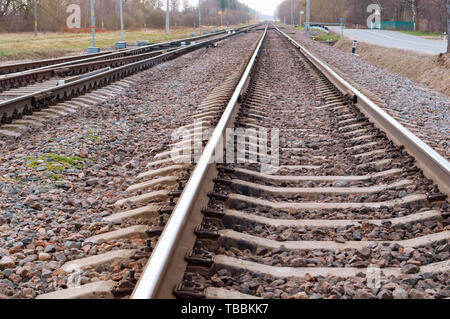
328, 27, 447, 55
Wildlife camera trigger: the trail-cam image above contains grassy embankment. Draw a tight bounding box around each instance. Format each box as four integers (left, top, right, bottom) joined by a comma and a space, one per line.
0, 26, 234, 61
400, 30, 445, 39
334, 38, 450, 96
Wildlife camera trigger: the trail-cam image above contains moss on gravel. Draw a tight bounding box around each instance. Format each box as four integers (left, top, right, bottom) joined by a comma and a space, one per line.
26, 153, 87, 173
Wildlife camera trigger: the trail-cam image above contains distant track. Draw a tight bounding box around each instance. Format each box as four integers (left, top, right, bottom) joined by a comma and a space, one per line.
0, 26, 258, 127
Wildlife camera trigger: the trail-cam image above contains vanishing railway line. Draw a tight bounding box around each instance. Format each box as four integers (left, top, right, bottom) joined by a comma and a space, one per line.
4, 24, 448, 299
0, 27, 254, 131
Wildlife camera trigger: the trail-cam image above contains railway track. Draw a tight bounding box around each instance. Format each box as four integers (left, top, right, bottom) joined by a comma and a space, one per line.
33, 24, 449, 299
0, 30, 229, 76
0, 26, 256, 131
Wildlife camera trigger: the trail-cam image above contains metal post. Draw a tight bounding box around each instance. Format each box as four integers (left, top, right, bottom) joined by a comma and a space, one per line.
352, 40, 357, 54
120, 0, 125, 41
34, 0, 38, 37
101, 0, 104, 32
166, 0, 170, 35
306, 0, 310, 38
143, 0, 147, 30
291, 0, 294, 26
91, 0, 95, 47
199, 0, 202, 34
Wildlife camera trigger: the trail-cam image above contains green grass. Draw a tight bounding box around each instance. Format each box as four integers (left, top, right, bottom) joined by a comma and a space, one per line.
86, 131, 100, 142
26, 153, 87, 171
0, 26, 238, 60
400, 30, 444, 37
311, 29, 340, 43
26, 153, 87, 182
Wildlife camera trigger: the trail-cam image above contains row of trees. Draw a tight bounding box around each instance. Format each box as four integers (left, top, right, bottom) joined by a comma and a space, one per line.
0, 0, 257, 33
276, 0, 449, 33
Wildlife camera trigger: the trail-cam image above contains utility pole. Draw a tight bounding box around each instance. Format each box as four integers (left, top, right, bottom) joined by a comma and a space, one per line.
291, 0, 294, 26
91, 0, 95, 47
166, 0, 170, 35
34, 0, 38, 37
143, 0, 147, 30
120, 0, 125, 41
87, 0, 99, 53
101, 0, 104, 32
306, 0, 311, 38
115, 0, 127, 48
199, 0, 202, 34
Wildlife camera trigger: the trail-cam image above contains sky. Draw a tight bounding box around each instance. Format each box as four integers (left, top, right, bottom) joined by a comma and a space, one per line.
187, 0, 283, 16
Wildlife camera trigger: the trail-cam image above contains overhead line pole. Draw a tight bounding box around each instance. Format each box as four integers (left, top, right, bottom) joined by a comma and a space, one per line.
101, 0, 104, 32
143, 0, 147, 30
291, 0, 294, 26
306, 0, 311, 38
166, 0, 170, 35
91, 0, 95, 47
199, 0, 202, 34
120, 0, 125, 41
87, 0, 99, 53
34, 0, 38, 37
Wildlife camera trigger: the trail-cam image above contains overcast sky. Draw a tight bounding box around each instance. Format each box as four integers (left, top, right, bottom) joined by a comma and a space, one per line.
188, 0, 283, 16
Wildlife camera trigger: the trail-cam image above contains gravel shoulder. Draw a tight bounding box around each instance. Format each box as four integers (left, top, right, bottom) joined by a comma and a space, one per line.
287, 28, 449, 161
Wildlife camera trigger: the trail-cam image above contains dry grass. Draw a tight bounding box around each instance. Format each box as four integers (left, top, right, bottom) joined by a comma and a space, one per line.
0, 26, 232, 61
334, 38, 450, 96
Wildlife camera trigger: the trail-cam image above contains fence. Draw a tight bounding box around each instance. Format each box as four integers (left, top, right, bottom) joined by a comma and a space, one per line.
381, 21, 414, 31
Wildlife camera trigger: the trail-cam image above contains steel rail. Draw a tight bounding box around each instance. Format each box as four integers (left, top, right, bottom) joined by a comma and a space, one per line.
273, 24, 450, 196
0, 48, 177, 92
0, 50, 114, 75
0, 25, 259, 123
131, 24, 269, 299
0, 29, 233, 76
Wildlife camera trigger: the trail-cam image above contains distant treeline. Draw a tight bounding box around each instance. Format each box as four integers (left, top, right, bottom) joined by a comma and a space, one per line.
0, 0, 256, 33
276, 0, 449, 33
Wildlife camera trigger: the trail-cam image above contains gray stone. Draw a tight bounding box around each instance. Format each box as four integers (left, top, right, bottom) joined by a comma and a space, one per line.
333, 180, 348, 187
0, 248, 9, 257
64, 241, 81, 249
0, 257, 15, 270
392, 287, 408, 299
402, 263, 420, 274
41, 269, 53, 279
401, 275, 422, 286
2, 269, 13, 278
352, 231, 362, 241
44, 245, 56, 253
377, 289, 393, 299
291, 258, 307, 267
409, 289, 425, 299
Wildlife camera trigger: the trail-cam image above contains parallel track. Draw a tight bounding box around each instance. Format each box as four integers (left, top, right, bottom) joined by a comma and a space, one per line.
0, 30, 230, 76
0, 26, 257, 126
